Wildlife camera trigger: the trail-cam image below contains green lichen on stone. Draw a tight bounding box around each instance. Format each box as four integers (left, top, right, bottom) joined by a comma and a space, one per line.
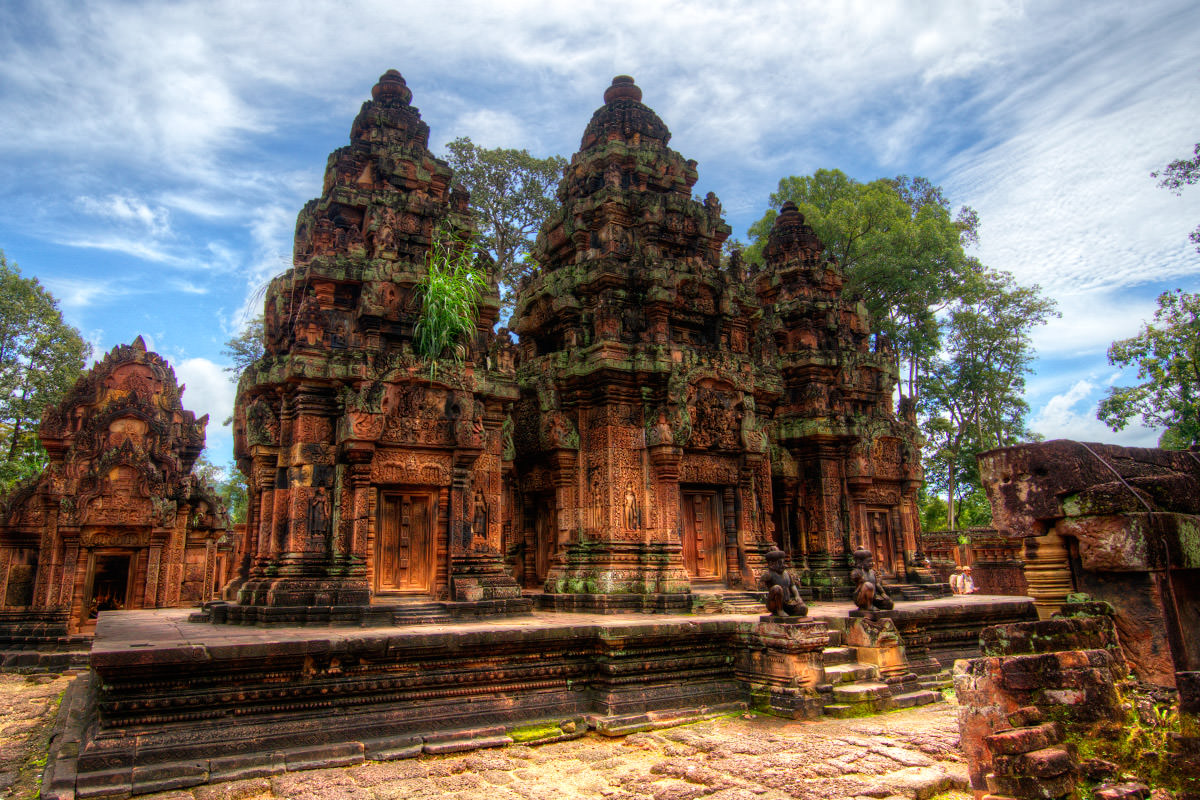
507, 721, 567, 743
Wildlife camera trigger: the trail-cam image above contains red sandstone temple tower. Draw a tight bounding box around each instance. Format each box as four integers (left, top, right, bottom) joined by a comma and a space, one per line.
507, 78, 924, 606
0, 337, 230, 635
755, 203, 925, 593
508, 77, 775, 609
230, 71, 523, 608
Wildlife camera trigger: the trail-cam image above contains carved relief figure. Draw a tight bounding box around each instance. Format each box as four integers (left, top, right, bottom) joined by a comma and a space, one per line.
308, 487, 331, 540
471, 491, 488, 549
624, 484, 641, 530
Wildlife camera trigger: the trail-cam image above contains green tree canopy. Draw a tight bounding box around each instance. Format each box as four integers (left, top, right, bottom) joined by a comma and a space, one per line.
1098, 289, 1200, 448
222, 314, 264, 377
0, 251, 91, 491
746, 170, 980, 399
443, 137, 566, 315
193, 454, 247, 525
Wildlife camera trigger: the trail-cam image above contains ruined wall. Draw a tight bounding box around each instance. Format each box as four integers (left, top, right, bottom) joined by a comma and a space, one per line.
979, 440, 1200, 687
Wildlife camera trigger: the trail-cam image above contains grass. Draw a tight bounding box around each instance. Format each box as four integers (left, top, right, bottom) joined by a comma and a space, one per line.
414, 226, 487, 378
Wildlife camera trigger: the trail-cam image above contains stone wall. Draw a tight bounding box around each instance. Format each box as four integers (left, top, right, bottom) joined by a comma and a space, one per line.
979, 440, 1200, 687
955, 600, 1197, 798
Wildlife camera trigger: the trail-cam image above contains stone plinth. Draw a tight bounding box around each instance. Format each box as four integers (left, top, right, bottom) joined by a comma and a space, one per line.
734, 618, 832, 719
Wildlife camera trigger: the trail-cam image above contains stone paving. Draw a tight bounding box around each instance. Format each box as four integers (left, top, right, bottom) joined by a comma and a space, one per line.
1, 669, 972, 800
0, 671, 75, 799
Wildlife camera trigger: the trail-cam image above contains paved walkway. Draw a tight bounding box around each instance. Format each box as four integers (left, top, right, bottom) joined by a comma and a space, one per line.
92, 594, 1031, 656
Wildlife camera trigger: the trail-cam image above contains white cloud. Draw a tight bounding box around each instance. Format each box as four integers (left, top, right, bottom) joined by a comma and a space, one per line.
175, 355, 235, 425
1030, 378, 1159, 447
41, 277, 135, 312
1030, 289, 1159, 360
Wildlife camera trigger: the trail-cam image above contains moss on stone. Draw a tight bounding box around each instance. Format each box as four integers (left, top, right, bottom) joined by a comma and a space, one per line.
507, 722, 567, 743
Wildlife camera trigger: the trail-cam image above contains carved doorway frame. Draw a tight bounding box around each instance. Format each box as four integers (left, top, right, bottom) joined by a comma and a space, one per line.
79, 548, 137, 626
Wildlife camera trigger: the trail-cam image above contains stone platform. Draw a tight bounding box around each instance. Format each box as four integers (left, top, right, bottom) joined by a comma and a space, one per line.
44, 595, 1035, 798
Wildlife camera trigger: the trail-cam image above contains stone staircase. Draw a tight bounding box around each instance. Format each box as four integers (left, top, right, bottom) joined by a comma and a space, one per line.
818, 631, 941, 718
387, 601, 457, 626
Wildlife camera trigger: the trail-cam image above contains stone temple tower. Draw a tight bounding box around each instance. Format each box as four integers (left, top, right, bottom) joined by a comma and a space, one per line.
507, 76, 777, 610
231, 71, 523, 611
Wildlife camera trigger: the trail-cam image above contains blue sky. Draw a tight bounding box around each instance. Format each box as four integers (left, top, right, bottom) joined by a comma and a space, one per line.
1, 0, 1197, 467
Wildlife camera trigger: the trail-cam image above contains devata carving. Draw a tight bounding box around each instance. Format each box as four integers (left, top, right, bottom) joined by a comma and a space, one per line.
0, 337, 231, 631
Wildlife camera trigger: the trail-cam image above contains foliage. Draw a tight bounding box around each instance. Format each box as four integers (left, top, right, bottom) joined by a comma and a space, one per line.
414, 227, 488, 378
918, 485, 992, 531
1062, 690, 1184, 797
0, 251, 91, 493
221, 314, 265, 376
920, 269, 1057, 525
1098, 289, 1200, 448
1151, 141, 1200, 252
443, 137, 565, 315
746, 170, 980, 400
192, 454, 247, 524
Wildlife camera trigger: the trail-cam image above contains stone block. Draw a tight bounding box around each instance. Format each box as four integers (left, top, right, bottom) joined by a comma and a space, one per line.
1093, 782, 1151, 800
282, 742, 365, 772
1007, 706, 1044, 728
990, 747, 1073, 778
985, 771, 1075, 799
985, 723, 1063, 755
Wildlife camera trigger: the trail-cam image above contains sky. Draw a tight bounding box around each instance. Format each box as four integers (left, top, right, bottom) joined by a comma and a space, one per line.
0, 0, 1197, 467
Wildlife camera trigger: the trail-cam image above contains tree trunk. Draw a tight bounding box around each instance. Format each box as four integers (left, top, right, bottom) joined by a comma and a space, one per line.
946, 460, 956, 531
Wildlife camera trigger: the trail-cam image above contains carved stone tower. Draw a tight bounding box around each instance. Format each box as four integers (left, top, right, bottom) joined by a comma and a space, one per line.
507, 76, 777, 609
231, 70, 522, 608
0, 337, 229, 634
755, 203, 924, 593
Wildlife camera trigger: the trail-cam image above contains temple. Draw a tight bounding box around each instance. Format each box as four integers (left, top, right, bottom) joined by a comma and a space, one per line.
31, 72, 1058, 799
0, 337, 230, 641
228, 72, 927, 612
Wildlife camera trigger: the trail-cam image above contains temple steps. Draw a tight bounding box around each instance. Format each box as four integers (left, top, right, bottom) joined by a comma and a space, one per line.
818, 644, 942, 717
824, 662, 879, 684
388, 602, 457, 625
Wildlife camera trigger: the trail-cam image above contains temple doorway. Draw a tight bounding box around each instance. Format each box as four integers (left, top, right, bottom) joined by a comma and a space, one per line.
533, 494, 558, 584
680, 490, 725, 581
866, 509, 895, 576
375, 491, 435, 594
84, 552, 131, 621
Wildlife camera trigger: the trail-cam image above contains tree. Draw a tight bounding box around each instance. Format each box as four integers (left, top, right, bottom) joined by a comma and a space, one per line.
222, 314, 264, 377
192, 454, 248, 525
746, 170, 980, 400
1098, 289, 1200, 448
443, 137, 566, 314
0, 251, 91, 492
919, 269, 1057, 526
1151, 142, 1200, 253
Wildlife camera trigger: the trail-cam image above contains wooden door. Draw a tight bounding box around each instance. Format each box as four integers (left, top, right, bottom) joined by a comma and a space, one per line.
681, 491, 725, 580
867, 510, 895, 575
376, 492, 434, 593
534, 496, 557, 583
